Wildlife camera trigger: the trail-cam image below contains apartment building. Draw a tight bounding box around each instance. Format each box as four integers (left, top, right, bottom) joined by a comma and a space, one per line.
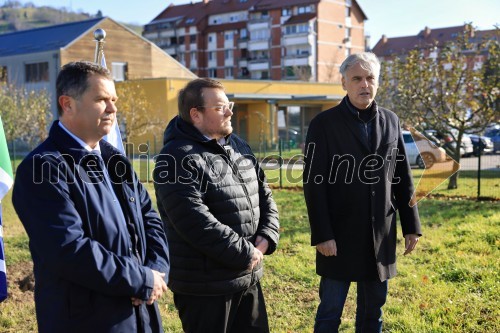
143, 0, 367, 83
372, 24, 498, 66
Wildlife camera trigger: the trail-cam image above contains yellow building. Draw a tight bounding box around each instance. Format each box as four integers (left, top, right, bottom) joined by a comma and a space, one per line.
118, 78, 345, 154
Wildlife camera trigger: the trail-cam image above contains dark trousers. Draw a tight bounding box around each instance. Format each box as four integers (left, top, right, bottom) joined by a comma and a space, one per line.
314, 277, 388, 333
173, 282, 269, 333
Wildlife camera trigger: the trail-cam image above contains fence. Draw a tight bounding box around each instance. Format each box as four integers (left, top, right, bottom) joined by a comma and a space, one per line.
8, 138, 499, 200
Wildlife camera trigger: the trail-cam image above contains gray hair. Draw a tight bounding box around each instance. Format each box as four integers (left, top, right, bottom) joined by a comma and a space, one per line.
339, 52, 380, 80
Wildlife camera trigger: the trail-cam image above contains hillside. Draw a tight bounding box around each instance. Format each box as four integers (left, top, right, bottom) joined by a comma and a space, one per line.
0, 2, 142, 35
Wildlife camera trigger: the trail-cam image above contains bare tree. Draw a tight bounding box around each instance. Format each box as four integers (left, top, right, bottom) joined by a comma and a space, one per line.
377, 25, 499, 189
0, 82, 51, 146
115, 82, 163, 144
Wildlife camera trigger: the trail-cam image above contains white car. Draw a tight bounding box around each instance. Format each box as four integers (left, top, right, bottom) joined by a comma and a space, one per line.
403, 130, 447, 169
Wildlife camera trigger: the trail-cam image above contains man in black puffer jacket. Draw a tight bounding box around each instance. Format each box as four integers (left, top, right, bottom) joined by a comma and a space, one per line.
153, 78, 279, 333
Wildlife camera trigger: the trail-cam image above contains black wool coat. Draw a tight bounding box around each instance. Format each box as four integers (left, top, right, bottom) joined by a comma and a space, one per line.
303, 97, 422, 281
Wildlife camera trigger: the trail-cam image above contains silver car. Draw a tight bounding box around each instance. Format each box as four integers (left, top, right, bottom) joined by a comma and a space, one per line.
403, 131, 447, 169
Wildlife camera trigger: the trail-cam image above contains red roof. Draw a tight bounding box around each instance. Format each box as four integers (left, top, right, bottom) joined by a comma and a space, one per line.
253, 0, 319, 11
205, 21, 247, 33
150, 0, 260, 25
148, 0, 368, 30
372, 25, 480, 57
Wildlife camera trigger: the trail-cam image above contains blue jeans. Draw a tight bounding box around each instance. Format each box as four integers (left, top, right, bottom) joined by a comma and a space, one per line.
314, 277, 388, 333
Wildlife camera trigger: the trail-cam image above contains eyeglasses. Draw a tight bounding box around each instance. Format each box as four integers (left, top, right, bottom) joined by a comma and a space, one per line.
197, 101, 234, 112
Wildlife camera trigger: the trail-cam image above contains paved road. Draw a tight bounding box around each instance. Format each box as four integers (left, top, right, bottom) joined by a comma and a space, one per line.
458, 155, 500, 171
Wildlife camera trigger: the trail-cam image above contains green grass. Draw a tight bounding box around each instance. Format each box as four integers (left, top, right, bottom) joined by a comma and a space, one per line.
1, 180, 499, 332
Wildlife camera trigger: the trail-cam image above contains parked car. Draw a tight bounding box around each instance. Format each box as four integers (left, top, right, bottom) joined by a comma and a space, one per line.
468, 134, 494, 155
403, 130, 447, 169
424, 129, 473, 157
484, 127, 500, 153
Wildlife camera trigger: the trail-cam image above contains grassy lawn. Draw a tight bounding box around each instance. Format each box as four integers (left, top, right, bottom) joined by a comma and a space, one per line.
0, 172, 498, 331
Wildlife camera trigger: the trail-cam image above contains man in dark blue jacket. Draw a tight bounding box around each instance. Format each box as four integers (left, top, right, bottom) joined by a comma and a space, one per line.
154, 78, 279, 332
12, 61, 170, 333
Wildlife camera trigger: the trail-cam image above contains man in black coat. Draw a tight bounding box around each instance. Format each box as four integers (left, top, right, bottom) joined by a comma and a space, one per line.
303, 52, 422, 333
154, 78, 279, 333
12, 61, 169, 332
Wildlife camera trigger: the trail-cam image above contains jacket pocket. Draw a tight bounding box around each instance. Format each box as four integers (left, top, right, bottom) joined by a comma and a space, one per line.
386, 201, 398, 216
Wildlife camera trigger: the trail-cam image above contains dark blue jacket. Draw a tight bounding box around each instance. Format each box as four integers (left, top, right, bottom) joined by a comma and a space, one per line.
12, 121, 169, 333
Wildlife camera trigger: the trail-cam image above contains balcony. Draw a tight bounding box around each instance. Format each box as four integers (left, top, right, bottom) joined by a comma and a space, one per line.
208, 59, 217, 68
164, 45, 177, 55
282, 33, 312, 46
248, 59, 269, 71
238, 40, 248, 49
248, 17, 270, 31
248, 39, 269, 51
159, 30, 175, 38
143, 32, 159, 40
239, 59, 248, 67
284, 54, 312, 67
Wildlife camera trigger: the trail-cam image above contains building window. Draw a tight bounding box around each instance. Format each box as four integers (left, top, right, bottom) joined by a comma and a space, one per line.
282, 8, 291, 16
298, 6, 311, 14
111, 62, 128, 82
209, 52, 215, 61
186, 18, 195, 24
191, 52, 197, 61
240, 28, 248, 39
208, 36, 213, 43
345, 28, 351, 38
225, 31, 233, 41
208, 68, 216, 78
189, 34, 197, 43
285, 24, 308, 35
225, 67, 233, 77
225, 50, 233, 60
261, 71, 269, 79
345, 6, 351, 17
25, 62, 49, 82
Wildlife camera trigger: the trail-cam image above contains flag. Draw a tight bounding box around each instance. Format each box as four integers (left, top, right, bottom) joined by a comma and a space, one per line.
98, 48, 125, 153
0, 116, 13, 303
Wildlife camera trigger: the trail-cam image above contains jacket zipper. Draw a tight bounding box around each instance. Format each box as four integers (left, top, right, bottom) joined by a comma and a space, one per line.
219, 144, 255, 225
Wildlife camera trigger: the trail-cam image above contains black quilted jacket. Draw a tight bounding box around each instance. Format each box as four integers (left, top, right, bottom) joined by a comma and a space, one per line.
153, 116, 279, 295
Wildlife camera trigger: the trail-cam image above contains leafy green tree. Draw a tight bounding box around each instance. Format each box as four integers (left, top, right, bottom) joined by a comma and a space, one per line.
377, 25, 499, 189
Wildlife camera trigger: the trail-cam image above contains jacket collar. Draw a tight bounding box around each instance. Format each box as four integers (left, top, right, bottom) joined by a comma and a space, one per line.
339, 97, 387, 153
49, 120, 123, 163
163, 116, 232, 148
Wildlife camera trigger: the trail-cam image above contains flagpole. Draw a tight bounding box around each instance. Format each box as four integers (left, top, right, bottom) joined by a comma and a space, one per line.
0, 116, 13, 303
93, 29, 125, 154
